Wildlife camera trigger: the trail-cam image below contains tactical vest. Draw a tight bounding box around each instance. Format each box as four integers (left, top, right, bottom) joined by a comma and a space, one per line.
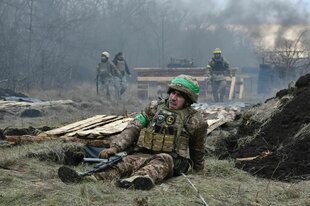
211, 58, 226, 75
115, 59, 126, 76
137, 103, 191, 158
98, 62, 110, 79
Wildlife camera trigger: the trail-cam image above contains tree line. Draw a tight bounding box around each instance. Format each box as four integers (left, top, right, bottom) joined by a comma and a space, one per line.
0, 0, 308, 91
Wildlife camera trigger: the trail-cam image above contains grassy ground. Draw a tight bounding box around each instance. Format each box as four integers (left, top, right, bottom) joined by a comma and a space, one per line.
1, 83, 309, 205
0, 83, 144, 129
1, 140, 310, 206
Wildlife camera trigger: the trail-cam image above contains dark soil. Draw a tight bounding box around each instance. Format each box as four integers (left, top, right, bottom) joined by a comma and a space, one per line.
226, 73, 310, 181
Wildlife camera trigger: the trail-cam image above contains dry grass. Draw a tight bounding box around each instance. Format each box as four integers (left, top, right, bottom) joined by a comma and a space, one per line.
0, 83, 144, 129
1, 84, 310, 205
1, 141, 310, 206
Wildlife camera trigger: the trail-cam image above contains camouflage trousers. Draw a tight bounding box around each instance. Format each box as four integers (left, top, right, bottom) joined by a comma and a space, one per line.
120, 76, 128, 95
99, 77, 121, 99
94, 153, 174, 184
211, 79, 227, 102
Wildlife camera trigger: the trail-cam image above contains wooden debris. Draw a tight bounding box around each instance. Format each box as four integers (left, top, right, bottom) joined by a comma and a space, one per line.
32, 103, 241, 145
236, 151, 273, 161
0, 100, 74, 109
44, 115, 118, 136
59, 136, 112, 146
207, 119, 228, 134
239, 77, 244, 99
5, 135, 54, 145
71, 117, 133, 138
65, 116, 124, 137
229, 76, 236, 100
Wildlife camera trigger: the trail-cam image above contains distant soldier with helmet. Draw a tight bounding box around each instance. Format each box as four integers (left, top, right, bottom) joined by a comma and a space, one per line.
96, 51, 122, 99
112, 52, 131, 95
207, 48, 230, 102
59, 74, 208, 190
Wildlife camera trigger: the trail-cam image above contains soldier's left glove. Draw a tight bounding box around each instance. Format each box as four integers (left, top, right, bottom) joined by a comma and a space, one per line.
98, 147, 118, 159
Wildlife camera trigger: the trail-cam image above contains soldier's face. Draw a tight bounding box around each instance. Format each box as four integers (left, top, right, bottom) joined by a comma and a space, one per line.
101, 56, 107, 62
117, 55, 123, 60
214, 53, 221, 59
168, 91, 186, 110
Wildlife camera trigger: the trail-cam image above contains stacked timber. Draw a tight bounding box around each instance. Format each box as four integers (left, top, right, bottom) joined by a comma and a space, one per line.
2, 103, 242, 146
43, 103, 241, 139
43, 115, 133, 139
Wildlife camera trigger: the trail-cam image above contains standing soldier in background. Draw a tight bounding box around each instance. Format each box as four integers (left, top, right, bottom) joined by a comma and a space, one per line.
113, 52, 131, 95
96, 51, 122, 99
207, 48, 230, 102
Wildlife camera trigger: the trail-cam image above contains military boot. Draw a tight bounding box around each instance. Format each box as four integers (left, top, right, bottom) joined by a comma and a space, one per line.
64, 150, 84, 166
58, 166, 82, 184
116, 175, 155, 190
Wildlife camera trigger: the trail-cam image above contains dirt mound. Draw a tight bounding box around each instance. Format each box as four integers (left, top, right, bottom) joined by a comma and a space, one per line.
226, 73, 310, 181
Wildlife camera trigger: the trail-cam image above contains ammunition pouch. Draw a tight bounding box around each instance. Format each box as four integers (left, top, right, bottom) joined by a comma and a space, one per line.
99, 72, 109, 81
137, 128, 175, 153
137, 105, 192, 159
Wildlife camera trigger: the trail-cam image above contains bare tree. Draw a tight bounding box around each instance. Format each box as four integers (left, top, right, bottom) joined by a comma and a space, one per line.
0, 0, 262, 92
262, 29, 310, 80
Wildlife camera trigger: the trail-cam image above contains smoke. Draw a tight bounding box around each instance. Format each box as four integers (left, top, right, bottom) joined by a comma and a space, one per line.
181, 0, 310, 48
220, 0, 308, 25
216, 0, 310, 48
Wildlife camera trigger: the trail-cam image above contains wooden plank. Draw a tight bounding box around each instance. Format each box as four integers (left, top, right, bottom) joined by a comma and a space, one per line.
0, 100, 74, 109
0, 100, 73, 107
207, 118, 228, 134
64, 115, 120, 133
44, 115, 117, 136
236, 156, 258, 161
236, 151, 272, 161
75, 117, 133, 137
137, 76, 207, 82
5, 135, 54, 145
239, 77, 244, 99
228, 76, 236, 100
134, 67, 207, 72
66, 116, 124, 137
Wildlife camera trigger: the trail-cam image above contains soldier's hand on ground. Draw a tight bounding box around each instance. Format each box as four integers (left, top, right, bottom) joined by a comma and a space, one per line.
98, 147, 118, 159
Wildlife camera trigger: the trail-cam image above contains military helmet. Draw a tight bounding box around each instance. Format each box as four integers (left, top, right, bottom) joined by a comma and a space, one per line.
168, 74, 200, 103
101, 51, 110, 58
213, 48, 222, 54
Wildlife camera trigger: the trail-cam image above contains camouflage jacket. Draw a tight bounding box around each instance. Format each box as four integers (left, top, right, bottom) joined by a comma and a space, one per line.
111, 99, 208, 171
97, 60, 122, 79
112, 58, 131, 76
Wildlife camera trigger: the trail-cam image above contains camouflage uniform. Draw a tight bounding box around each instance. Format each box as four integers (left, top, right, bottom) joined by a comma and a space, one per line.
207, 54, 230, 102
113, 52, 131, 95
58, 75, 208, 190
94, 98, 207, 185
97, 57, 122, 98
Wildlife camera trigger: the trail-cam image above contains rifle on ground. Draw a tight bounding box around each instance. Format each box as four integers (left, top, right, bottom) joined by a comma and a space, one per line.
58, 152, 127, 183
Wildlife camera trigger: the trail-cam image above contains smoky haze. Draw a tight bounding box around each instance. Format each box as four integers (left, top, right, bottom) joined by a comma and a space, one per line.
0, 0, 309, 91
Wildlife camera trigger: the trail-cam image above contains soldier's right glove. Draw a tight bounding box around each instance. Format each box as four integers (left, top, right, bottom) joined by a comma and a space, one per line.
98, 147, 118, 159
